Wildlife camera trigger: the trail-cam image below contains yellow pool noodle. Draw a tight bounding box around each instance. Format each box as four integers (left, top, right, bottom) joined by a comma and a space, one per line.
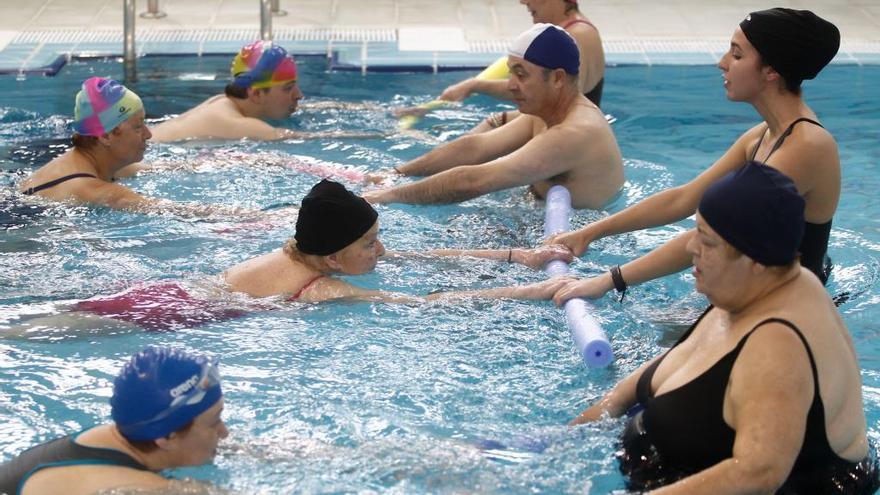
399, 56, 510, 130
476, 56, 510, 81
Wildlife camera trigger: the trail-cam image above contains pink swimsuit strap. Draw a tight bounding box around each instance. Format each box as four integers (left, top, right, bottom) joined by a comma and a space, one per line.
562, 18, 596, 30
287, 275, 325, 301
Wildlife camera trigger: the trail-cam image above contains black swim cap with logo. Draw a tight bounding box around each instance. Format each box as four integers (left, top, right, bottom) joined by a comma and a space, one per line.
739, 8, 839, 86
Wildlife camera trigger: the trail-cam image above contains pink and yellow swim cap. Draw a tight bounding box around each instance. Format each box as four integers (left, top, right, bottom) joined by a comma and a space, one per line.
73, 77, 144, 137
230, 41, 298, 90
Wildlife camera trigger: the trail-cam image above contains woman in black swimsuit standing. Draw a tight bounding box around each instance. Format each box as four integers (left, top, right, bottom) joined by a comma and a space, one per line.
551, 8, 842, 303
571, 163, 878, 493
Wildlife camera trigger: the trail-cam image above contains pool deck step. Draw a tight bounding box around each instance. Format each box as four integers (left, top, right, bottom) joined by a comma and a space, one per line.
1, 28, 879, 76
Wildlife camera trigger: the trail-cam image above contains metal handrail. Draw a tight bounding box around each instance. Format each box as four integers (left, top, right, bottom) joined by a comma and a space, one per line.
123, 0, 285, 80
140, 0, 166, 19
260, 0, 272, 41
123, 0, 136, 81
271, 0, 287, 17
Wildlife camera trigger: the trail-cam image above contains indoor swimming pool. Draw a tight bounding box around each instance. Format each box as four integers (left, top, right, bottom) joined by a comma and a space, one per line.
0, 56, 878, 493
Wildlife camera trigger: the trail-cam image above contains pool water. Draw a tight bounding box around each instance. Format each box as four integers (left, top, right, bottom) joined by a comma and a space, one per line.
0, 56, 878, 494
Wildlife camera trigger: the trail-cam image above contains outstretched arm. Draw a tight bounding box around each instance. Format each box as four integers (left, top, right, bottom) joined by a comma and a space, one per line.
553, 230, 694, 305
388, 245, 573, 270
77, 181, 261, 220
365, 118, 572, 205
440, 78, 513, 102
297, 273, 571, 304
426, 277, 570, 301
278, 129, 387, 140
548, 125, 760, 256
394, 114, 535, 177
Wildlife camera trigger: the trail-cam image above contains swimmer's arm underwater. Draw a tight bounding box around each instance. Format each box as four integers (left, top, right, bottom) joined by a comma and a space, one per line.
300, 101, 383, 112
94, 478, 241, 495
570, 356, 661, 425
425, 277, 569, 301
295, 271, 571, 304
386, 245, 573, 270
278, 129, 388, 141
76, 180, 264, 220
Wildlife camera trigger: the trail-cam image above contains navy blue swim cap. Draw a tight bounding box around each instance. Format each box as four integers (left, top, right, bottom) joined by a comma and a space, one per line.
112, 347, 222, 442
740, 8, 839, 86
295, 180, 378, 256
508, 23, 579, 75
699, 161, 805, 266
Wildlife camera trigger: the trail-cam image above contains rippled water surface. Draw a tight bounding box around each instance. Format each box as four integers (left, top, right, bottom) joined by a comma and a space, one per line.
0, 57, 878, 494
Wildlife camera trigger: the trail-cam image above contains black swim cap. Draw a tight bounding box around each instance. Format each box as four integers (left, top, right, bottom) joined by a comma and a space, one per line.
699, 161, 805, 266
739, 8, 839, 86
294, 180, 378, 256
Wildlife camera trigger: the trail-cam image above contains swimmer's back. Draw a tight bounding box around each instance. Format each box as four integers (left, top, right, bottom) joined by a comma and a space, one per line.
223, 250, 325, 299
0, 426, 165, 495
151, 95, 271, 142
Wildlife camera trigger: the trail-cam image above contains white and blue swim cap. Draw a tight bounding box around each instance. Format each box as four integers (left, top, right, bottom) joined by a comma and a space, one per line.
507, 23, 579, 75
111, 346, 222, 442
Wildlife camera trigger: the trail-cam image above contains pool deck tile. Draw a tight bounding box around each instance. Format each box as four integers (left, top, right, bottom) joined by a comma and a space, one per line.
0, 0, 878, 74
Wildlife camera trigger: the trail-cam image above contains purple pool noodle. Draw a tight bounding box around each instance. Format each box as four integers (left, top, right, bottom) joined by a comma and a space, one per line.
543, 185, 613, 368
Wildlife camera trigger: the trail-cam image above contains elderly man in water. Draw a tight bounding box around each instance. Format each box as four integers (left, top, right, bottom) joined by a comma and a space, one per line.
364, 24, 623, 210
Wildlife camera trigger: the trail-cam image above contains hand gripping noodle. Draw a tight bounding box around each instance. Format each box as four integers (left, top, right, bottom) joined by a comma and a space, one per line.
111, 347, 222, 441
544, 185, 613, 368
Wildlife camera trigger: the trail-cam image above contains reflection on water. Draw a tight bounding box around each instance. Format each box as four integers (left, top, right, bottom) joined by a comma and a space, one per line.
0, 60, 878, 493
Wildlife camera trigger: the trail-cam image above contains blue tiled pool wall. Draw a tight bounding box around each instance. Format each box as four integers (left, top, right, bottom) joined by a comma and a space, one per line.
1, 30, 879, 75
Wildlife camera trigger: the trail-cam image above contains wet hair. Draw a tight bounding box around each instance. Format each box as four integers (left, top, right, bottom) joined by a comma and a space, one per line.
282, 239, 301, 259
224, 83, 270, 100
224, 83, 249, 99
126, 420, 194, 454
563, 1, 580, 14
71, 133, 99, 150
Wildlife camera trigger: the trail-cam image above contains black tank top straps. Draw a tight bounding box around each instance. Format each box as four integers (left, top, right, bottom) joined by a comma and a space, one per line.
22, 173, 97, 196
622, 307, 879, 493
0, 433, 149, 495
750, 117, 823, 162
749, 117, 833, 285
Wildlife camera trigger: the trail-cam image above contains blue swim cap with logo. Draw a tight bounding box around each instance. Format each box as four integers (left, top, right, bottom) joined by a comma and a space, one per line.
111, 346, 222, 442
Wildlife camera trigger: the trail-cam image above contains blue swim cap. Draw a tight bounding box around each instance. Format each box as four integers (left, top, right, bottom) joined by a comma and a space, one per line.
507, 23, 579, 75
699, 161, 805, 266
111, 347, 222, 442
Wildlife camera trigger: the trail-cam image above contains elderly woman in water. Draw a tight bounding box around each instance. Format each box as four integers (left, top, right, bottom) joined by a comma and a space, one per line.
4, 180, 570, 334
18, 77, 252, 218
0, 346, 228, 495
569, 162, 878, 494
